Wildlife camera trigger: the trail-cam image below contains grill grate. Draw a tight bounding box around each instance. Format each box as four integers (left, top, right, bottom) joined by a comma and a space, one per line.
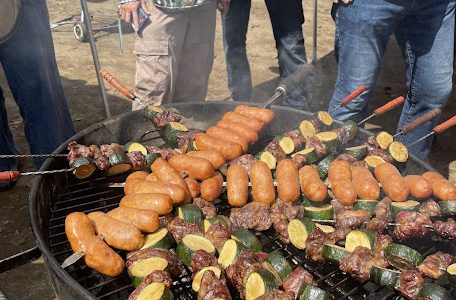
48, 172, 455, 300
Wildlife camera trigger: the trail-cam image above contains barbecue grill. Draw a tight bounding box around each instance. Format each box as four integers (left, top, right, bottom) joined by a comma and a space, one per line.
6, 101, 452, 299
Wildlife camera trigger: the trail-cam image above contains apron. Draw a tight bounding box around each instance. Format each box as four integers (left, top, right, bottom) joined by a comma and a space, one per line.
0, 0, 21, 44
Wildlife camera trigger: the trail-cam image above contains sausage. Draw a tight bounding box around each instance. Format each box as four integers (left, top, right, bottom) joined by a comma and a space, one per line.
351, 166, 380, 200
374, 163, 409, 202
151, 157, 192, 203
145, 172, 159, 182
216, 120, 259, 144
206, 126, 249, 152
120, 193, 173, 216
126, 171, 149, 183
65, 212, 124, 277
194, 133, 243, 161
299, 165, 328, 202
107, 207, 159, 233
168, 154, 214, 180
250, 160, 275, 206
221, 111, 264, 132
404, 175, 433, 199
184, 177, 201, 198
422, 171, 456, 201
129, 180, 188, 205
87, 211, 144, 251
186, 150, 226, 169
200, 171, 224, 202
234, 105, 274, 124
328, 160, 357, 206
226, 164, 249, 207
124, 179, 144, 195
276, 159, 300, 202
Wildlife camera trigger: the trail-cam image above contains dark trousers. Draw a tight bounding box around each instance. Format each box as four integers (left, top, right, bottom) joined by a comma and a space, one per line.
0, 0, 75, 170
222, 0, 307, 107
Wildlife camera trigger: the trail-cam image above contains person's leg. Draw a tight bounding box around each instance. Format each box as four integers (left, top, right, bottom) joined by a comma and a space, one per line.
0, 87, 19, 172
173, 1, 217, 102
329, 1, 409, 122
221, 0, 252, 101
394, 0, 455, 159
0, 0, 74, 168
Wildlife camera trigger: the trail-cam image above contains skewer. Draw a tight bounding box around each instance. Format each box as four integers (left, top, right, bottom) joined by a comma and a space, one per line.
108, 181, 279, 188
311, 219, 434, 229
0, 153, 67, 159
0, 169, 74, 182
329, 85, 367, 114
61, 234, 104, 268
392, 108, 442, 138
407, 115, 456, 147
357, 96, 405, 126
100, 69, 147, 108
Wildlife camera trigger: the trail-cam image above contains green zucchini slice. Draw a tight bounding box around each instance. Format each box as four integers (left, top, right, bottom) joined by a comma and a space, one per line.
384, 243, 424, 270
417, 283, 452, 300
192, 266, 222, 292
299, 284, 334, 300
364, 155, 386, 171
344, 145, 368, 160
369, 266, 400, 289
299, 120, 317, 138
303, 204, 334, 220
317, 155, 336, 179
288, 218, 315, 250
125, 142, 148, 155
345, 229, 376, 252
322, 244, 349, 263
177, 204, 203, 224
71, 157, 96, 179
313, 111, 334, 130
391, 200, 420, 219
187, 140, 198, 151
301, 196, 330, 208
231, 229, 262, 252
140, 228, 174, 250
265, 250, 293, 280
274, 136, 295, 154
439, 200, 456, 216
291, 147, 319, 164
176, 234, 216, 267
218, 163, 228, 176
108, 153, 131, 175
316, 131, 340, 153
341, 120, 359, 141
217, 239, 245, 268
446, 263, 456, 284
129, 257, 169, 287
245, 269, 280, 300
136, 282, 173, 300
256, 151, 277, 170
376, 131, 394, 150
145, 153, 161, 169
315, 224, 335, 234
353, 200, 379, 216
163, 122, 188, 145
142, 104, 163, 119
388, 141, 409, 163
203, 217, 228, 232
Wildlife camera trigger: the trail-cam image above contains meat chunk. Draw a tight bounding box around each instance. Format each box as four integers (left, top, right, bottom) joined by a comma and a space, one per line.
265, 140, 287, 161
193, 198, 217, 219
291, 154, 307, 169
177, 129, 203, 152
305, 227, 332, 262
366, 217, 389, 234
126, 248, 184, 279
339, 247, 388, 281
270, 200, 304, 243
282, 266, 315, 298
225, 249, 262, 297
366, 148, 393, 163
331, 199, 352, 215
229, 154, 256, 172
336, 153, 357, 164
67, 141, 92, 165
417, 251, 454, 279
205, 222, 231, 252
393, 211, 432, 241
333, 127, 349, 146
305, 136, 326, 158
128, 271, 173, 300
152, 110, 182, 128
100, 143, 125, 157
328, 227, 351, 242
167, 217, 203, 244
198, 270, 232, 300
366, 197, 392, 234
418, 199, 441, 217
283, 130, 306, 149
256, 289, 294, 300
336, 209, 371, 229
230, 202, 272, 231
127, 151, 146, 171
399, 270, 424, 300
88, 145, 109, 171
191, 249, 220, 275
433, 218, 456, 240
146, 146, 177, 161
374, 234, 393, 254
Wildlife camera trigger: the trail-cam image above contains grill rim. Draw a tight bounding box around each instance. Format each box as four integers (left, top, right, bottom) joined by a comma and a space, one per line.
28, 101, 438, 299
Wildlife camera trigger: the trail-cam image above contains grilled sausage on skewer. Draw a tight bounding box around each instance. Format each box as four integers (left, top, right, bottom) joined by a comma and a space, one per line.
404, 175, 433, 199
422, 171, 456, 201
169, 154, 215, 180
351, 166, 380, 200
234, 105, 274, 124
186, 150, 226, 169
250, 161, 275, 206
328, 160, 357, 206
129, 180, 188, 205
107, 207, 159, 233
299, 165, 328, 202
120, 193, 174, 216
222, 111, 264, 132
226, 164, 249, 207
216, 120, 259, 144
151, 157, 192, 203
200, 171, 224, 202
374, 163, 409, 202
206, 126, 249, 152
195, 133, 243, 161
276, 159, 300, 203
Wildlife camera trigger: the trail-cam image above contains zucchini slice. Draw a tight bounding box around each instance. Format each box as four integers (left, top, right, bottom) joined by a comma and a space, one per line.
316, 131, 340, 154
313, 111, 334, 129
388, 141, 409, 163
256, 151, 277, 170
177, 204, 203, 224
187, 140, 198, 151
140, 228, 174, 250
288, 218, 315, 250
315, 224, 335, 234
217, 239, 245, 268
218, 163, 228, 176
391, 200, 420, 219
303, 204, 334, 220
369, 266, 400, 289
344, 145, 368, 160
245, 269, 280, 300
176, 234, 215, 267
136, 282, 173, 300
446, 263, 456, 284
341, 120, 359, 141
345, 230, 376, 252
375, 131, 394, 150
384, 243, 424, 270
299, 284, 334, 300
231, 229, 262, 252
439, 200, 456, 216
301, 196, 330, 208
163, 122, 188, 145
145, 153, 161, 169
265, 250, 293, 280
353, 200, 379, 216
322, 244, 349, 263
108, 153, 131, 175
299, 120, 317, 138
292, 147, 319, 164
192, 266, 222, 292
129, 257, 169, 287
71, 157, 96, 179
203, 217, 228, 232
317, 155, 336, 179
417, 283, 452, 300
364, 155, 386, 171
125, 142, 148, 155
143, 104, 163, 119
275, 136, 295, 154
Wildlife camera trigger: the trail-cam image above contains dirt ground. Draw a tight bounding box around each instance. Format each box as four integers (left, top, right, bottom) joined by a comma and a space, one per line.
0, 0, 455, 299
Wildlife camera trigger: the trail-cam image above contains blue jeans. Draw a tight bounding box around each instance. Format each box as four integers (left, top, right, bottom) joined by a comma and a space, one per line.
0, 0, 75, 170
222, 0, 307, 108
329, 0, 455, 159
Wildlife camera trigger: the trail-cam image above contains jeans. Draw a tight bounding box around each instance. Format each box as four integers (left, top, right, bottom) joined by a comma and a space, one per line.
329, 0, 455, 160
0, 0, 75, 170
222, 0, 307, 108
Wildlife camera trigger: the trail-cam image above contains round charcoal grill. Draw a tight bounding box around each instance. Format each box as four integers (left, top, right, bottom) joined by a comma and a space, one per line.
21, 102, 454, 299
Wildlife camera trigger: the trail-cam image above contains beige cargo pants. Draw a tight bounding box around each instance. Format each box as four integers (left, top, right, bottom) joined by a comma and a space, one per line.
133, 0, 217, 110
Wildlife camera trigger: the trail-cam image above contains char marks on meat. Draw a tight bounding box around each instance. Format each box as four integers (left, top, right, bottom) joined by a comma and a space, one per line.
351, 160, 368, 168
146, 146, 177, 161
230, 202, 272, 231
229, 154, 256, 172
88, 145, 109, 170
127, 151, 146, 170
333, 127, 349, 146
256, 289, 294, 300
306, 136, 327, 158
399, 270, 424, 300
270, 200, 304, 243
393, 211, 432, 241
291, 154, 307, 169
306, 227, 332, 262
191, 250, 221, 275
374, 234, 393, 254
193, 198, 217, 218
336, 209, 371, 229
366, 148, 393, 163
283, 266, 315, 298
206, 222, 231, 252
331, 199, 352, 215
159, 214, 174, 228
365, 136, 381, 151
128, 270, 173, 300
126, 248, 184, 278
366, 217, 389, 234
336, 153, 357, 164
433, 218, 456, 240
177, 129, 203, 152
339, 247, 388, 281
167, 217, 203, 244
328, 227, 351, 242
418, 199, 441, 217
152, 110, 182, 128
199, 270, 232, 300
283, 130, 306, 149
417, 251, 454, 279
67, 141, 92, 164
367, 197, 392, 233
265, 140, 287, 161
100, 143, 125, 157
225, 249, 263, 297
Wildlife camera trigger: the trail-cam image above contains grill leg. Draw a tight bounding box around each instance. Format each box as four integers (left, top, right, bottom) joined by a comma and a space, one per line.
0, 246, 42, 274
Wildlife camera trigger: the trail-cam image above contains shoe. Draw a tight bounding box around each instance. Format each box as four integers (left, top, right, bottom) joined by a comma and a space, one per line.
0, 158, 18, 192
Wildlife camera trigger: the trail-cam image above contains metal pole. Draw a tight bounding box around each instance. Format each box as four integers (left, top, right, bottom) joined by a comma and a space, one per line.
117, 18, 124, 53
312, 0, 318, 63
80, 0, 112, 119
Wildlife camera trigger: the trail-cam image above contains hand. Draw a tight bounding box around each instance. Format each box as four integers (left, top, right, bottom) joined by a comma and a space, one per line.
118, 0, 149, 31
333, 0, 353, 4
218, 0, 231, 16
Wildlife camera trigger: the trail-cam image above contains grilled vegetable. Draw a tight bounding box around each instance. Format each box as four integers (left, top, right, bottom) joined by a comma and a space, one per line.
388, 141, 409, 163
417, 283, 452, 300
301, 196, 330, 208
163, 122, 188, 145
370, 266, 400, 289
71, 157, 96, 179
299, 120, 317, 138
292, 147, 319, 164
316, 131, 340, 153
439, 200, 456, 216
288, 218, 315, 249
218, 239, 245, 268
341, 120, 359, 141
375, 131, 394, 149
313, 111, 334, 130
299, 284, 334, 300
129, 257, 169, 287
364, 155, 386, 171
140, 228, 174, 250
135, 282, 173, 300
317, 155, 336, 179
256, 151, 277, 170
143, 104, 163, 119
145, 153, 160, 169
303, 205, 334, 220
345, 230, 376, 252
344, 145, 368, 160
176, 234, 215, 267
187, 140, 198, 151
447, 263, 456, 284
108, 153, 131, 175
245, 269, 280, 300
315, 224, 335, 234
274, 135, 295, 154
203, 217, 228, 232
177, 204, 202, 224
384, 243, 424, 269
265, 250, 293, 280
391, 200, 420, 219
231, 229, 262, 252
125, 142, 148, 155
322, 244, 349, 263
192, 266, 223, 292
353, 200, 379, 216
